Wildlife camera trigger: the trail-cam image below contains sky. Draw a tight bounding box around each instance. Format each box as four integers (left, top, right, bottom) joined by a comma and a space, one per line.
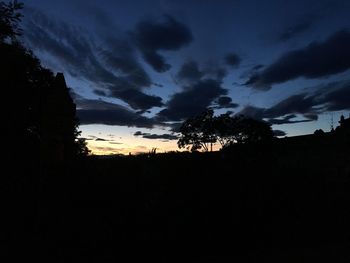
20, 0, 350, 154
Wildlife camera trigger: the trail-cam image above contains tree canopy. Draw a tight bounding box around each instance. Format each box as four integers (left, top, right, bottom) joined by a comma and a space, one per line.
0, 0, 23, 42
177, 109, 217, 152
1, 1, 89, 159
177, 109, 274, 152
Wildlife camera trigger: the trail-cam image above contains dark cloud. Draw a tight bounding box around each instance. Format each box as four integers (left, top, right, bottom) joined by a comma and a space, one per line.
240, 64, 265, 80
224, 53, 241, 68
203, 62, 227, 81
95, 137, 108, 141
158, 79, 227, 121
321, 81, 350, 111
169, 122, 183, 133
238, 105, 266, 120
94, 90, 107, 96
246, 30, 350, 90
303, 113, 319, 121
239, 79, 350, 124
75, 98, 157, 128
23, 9, 161, 111
264, 94, 316, 118
176, 60, 204, 84
24, 10, 116, 84
238, 93, 319, 124
268, 114, 315, 125
176, 60, 228, 86
132, 15, 193, 72
273, 130, 287, 137
100, 38, 152, 87
216, 96, 239, 109
134, 131, 143, 136
279, 20, 313, 42
111, 88, 163, 111
239, 105, 317, 125
252, 65, 264, 71
134, 131, 178, 140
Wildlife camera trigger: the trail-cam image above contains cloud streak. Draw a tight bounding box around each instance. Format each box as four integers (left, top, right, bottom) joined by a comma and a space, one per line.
240, 79, 350, 124
246, 30, 350, 90
23, 8, 163, 111
134, 131, 178, 140
76, 98, 158, 128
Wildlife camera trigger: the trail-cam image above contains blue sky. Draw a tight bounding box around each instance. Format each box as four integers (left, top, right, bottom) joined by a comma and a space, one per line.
20, 0, 350, 154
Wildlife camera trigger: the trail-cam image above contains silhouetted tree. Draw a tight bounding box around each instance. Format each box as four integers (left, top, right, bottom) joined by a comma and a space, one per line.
178, 110, 274, 151
178, 109, 216, 152
74, 133, 91, 157
314, 129, 325, 135
334, 115, 350, 145
0, 0, 23, 42
232, 115, 274, 144
213, 112, 237, 147
1, 1, 89, 161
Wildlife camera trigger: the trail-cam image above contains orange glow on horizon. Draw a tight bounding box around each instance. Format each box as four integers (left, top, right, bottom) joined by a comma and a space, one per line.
85, 138, 181, 155
85, 139, 222, 155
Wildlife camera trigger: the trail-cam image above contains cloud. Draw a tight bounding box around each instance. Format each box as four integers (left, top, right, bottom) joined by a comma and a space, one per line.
264, 94, 316, 118
239, 105, 318, 125
203, 65, 227, 82
238, 105, 266, 120
238, 93, 319, 124
100, 38, 152, 88
273, 130, 287, 137
240, 64, 265, 80
216, 96, 239, 109
132, 15, 193, 72
279, 20, 313, 42
24, 10, 115, 84
75, 98, 157, 128
268, 114, 316, 125
176, 60, 204, 84
246, 30, 350, 90
94, 90, 107, 96
224, 53, 241, 68
23, 9, 162, 111
158, 79, 227, 121
239, 79, 350, 125
176, 60, 228, 86
320, 81, 350, 111
134, 131, 178, 140
110, 88, 163, 111
95, 138, 108, 141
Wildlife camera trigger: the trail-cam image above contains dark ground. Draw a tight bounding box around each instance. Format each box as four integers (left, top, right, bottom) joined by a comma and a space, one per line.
3, 138, 350, 262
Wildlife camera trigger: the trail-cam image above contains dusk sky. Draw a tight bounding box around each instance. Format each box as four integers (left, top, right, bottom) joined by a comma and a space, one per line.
21, 0, 350, 154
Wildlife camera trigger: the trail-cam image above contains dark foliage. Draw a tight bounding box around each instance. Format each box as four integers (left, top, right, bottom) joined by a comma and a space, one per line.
1, 1, 89, 161
0, 0, 23, 41
177, 109, 274, 151
178, 109, 217, 151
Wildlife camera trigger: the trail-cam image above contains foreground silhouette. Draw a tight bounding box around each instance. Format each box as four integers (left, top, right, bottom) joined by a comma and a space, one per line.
2, 1, 350, 262
5, 118, 350, 262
